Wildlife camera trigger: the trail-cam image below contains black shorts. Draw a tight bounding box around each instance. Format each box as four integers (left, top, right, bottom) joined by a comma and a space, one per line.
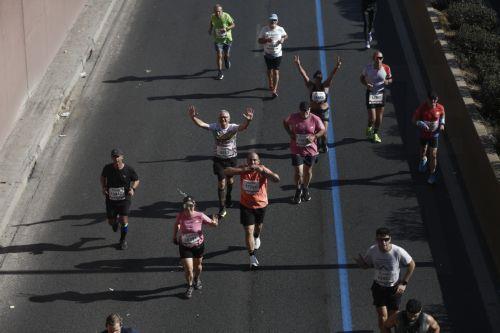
179, 243, 205, 259
365, 90, 386, 109
312, 108, 330, 122
420, 137, 439, 149
291, 154, 319, 167
240, 205, 267, 226
264, 55, 282, 70
371, 281, 401, 310
105, 199, 131, 219
213, 156, 237, 181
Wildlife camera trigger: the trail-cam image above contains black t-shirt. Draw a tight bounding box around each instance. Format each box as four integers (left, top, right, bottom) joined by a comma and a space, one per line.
362, 0, 377, 10
101, 163, 139, 201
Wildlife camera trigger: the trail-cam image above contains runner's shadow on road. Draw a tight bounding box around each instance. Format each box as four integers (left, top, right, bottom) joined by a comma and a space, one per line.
138, 155, 212, 164
27, 284, 187, 303
330, 137, 367, 148
0, 238, 113, 255
102, 69, 215, 83
147, 88, 269, 101
251, 41, 362, 53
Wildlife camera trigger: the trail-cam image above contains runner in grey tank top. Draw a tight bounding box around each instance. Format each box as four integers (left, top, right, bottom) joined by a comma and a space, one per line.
385, 299, 441, 333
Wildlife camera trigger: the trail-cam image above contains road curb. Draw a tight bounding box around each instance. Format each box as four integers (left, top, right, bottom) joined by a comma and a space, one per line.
0, 0, 123, 234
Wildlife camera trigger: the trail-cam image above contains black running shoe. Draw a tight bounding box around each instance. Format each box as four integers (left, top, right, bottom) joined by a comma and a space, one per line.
193, 278, 202, 290
292, 188, 302, 204
216, 71, 224, 80
301, 188, 312, 202
225, 58, 231, 70
185, 285, 194, 299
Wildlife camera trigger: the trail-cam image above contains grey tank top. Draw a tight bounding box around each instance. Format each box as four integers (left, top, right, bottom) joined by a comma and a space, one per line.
395, 312, 430, 333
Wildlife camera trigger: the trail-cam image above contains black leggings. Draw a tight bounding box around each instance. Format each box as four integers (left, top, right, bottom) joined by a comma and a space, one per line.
362, 7, 377, 41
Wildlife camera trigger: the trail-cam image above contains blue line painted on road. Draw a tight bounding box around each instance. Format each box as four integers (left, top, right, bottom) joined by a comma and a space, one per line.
314, 0, 353, 330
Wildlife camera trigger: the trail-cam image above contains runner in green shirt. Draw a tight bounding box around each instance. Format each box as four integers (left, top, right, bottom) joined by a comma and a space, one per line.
208, 4, 235, 80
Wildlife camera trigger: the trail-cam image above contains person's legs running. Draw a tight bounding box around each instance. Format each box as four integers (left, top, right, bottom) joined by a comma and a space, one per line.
376, 306, 389, 333
218, 178, 227, 214
362, 9, 370, 42
372, 107, 384, 143
419, 142, 429, 173
223, 43, 231, 69
245, 225, 255, 253
225, 176, 234, 207
193, 257, 203, 289
267, 69, 274, 91
272, 69, 280, 94
429, 147, 438, 173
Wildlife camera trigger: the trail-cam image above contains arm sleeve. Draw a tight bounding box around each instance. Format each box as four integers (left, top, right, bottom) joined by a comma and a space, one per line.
316, 116, 326, 131
129, 166, 139, 181
383, 64, 392, 79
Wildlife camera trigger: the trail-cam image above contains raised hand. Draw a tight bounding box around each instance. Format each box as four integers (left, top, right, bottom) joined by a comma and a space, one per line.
243, 107, 254, 121
188, 105, 198, 118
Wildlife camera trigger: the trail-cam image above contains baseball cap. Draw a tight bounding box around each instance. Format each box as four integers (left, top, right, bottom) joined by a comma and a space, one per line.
111, 148, 124, 157
269, 13, 278, 21
299, 101, 310, 112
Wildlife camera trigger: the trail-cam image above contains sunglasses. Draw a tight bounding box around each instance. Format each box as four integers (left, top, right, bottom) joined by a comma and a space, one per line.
376, 56, 384, 60
270, 19, 277, 22
376, 237, 391, 242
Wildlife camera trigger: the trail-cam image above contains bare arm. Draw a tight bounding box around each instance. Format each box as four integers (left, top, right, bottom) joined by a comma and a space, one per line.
396, 259, 416, 295
323, 56, 342, 87
354, 253, 370, 269
262, 167, 280, 183
128, 180, 140, 196
224, 166, 247, 177
238, 108, 254, 131
208, 19, 213, 35
283, 119, 294, 139
188, 105, 210, 129
172, 220, 180, 244
428, 315, 440, 332
293, 55, 310, 84
100, 176, 108, 196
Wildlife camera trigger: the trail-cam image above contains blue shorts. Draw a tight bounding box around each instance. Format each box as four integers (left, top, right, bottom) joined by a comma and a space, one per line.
214, 42, 231, 54
420, 136, 439, 149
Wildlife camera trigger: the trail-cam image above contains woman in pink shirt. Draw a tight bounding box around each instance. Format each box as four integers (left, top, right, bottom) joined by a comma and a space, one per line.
173, 196, 218, 299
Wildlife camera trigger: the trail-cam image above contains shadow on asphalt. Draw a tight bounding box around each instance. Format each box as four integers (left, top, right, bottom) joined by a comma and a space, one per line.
147, 88, 269, 101
102, 69, 216, 83
0, 238, 113, 255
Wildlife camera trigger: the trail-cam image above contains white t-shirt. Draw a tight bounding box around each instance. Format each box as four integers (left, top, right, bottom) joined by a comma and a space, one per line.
208, 123, 239, 159
364, 244, 412, 287
258, 25, 287, 57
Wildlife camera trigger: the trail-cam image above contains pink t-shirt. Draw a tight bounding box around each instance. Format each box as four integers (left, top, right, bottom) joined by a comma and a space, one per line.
284, 112, 325, 156
175, 211, 212, 248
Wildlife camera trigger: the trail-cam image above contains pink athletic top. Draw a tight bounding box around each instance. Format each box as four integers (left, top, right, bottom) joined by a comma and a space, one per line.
175, 211, 212, 248
284, 112, 325, 156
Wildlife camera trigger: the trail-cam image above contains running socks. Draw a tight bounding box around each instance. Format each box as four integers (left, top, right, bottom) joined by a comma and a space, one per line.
226, 183, 233, 200
120, 223, 128, 241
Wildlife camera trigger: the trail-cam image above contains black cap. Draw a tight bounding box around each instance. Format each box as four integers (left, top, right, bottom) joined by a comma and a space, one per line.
428, 91, 438, 100
111, 148, 124, 157
299, 101, 310, 111
406, 299, 422, 313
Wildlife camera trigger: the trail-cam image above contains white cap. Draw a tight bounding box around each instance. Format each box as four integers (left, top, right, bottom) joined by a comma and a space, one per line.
269, 13, 278, 21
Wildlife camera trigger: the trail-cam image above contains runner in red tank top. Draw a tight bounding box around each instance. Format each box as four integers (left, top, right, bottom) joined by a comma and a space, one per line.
224, 152, 280, 269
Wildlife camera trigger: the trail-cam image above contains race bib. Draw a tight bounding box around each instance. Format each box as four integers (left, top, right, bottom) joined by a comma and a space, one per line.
375, 269, 397, 286
296, 134, 312, 147
424, 120, 439, 132
216, 146, 233, 158
181, 233, 201, 247
311, 91, 327, 103
216, 28, 227, 38
242, 180, 260, 194
108, 187, 125, 201
368, 92, 384, 105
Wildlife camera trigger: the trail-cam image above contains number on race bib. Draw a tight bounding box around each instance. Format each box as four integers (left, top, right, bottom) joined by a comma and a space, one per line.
312, 91, 327, 103
296, 134, 312, 147
181, 233, 201, 247
216, 29, 227, 38
216, 146, 233, 158
242, 180, 260, 194
368, 92, 384, 105
108, 187, 126, 201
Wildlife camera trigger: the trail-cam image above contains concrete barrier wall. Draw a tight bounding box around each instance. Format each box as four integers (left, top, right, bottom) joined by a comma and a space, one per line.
0, 0, 85, 149
402, 1, 500, 274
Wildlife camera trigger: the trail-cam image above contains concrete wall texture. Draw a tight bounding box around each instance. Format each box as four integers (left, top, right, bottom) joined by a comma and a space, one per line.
0, 0, 85, 149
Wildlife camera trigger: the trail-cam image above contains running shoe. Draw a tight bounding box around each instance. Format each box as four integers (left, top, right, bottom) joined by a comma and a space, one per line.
225, 58, 231, 70
373, 133, 382, 143
418, 158, 428, 173
254, 236, 261, 250
368, 32, 373, 43
365, 41, 371, 49
193, 278, 202, 290
185, 285, 194, 299
427, 172, 438, 185
216, 71, 224, 80
250, 255, 259, 268
292, 188, 302, 204
366, 126, 374, 139
301, 188, 312, 202
272, 91, 278, 98
119, 240, 128, 250
111, 222, 118, 232
218, 207, 227, 218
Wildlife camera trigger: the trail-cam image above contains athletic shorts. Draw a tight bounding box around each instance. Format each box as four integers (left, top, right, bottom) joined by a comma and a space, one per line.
179, 242, 205, 259
371, 281, 401, 311
420, 137, 439, 149
214, 42, 231, 53
240, 205, 267, 226
213, 156, 237, 181
365, 90, 386, 109
264, 55, 282, 70
291, 154, 318, 167
312, 107, 330, 122
105, 199, 131, 219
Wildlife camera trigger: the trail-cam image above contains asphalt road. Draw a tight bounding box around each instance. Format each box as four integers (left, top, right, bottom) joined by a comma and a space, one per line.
0, 0, 494, 332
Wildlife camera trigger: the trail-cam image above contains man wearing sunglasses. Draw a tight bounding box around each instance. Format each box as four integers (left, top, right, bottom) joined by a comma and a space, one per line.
188, 105, 254, 218
258, 13, 288, 98
360, 50, 392, 143
384, 298, 441, 332
355, 227, 416, 332
412, 91, 445, 185
208, 4, 235, 80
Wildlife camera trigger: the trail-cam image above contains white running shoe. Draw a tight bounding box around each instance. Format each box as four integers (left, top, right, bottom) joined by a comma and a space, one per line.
366, 41, 371, 49
254, 236, 261, 250
369, 32, 373, 43
250, 255, 259, 268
